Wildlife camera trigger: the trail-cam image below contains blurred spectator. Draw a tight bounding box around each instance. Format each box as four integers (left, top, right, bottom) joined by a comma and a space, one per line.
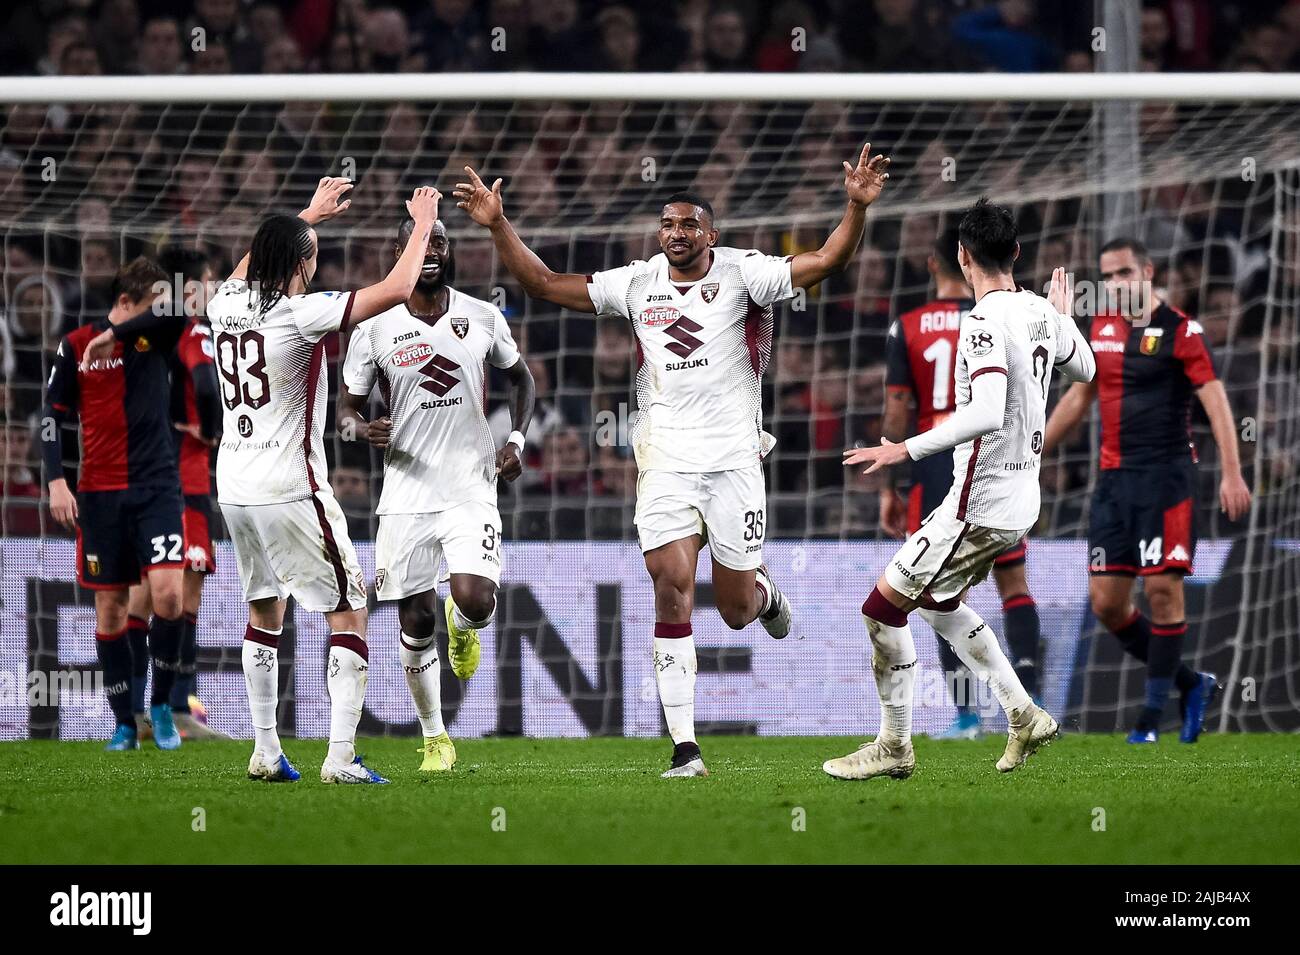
536, 426, 597, 496
137, 15, 185, 75
841, 0, 958, 73
596, 5, 640, 72
595, 444, 637, 500
187, 0, 261, 72
2, 275, 65, 417
414, 0, 482, 72
530, 0, 591, 72
704, 5, 751, 71
36, 12, 89, 76
952, 0, 1057, 72
0, 410, 41, 537
366, 5, 420, 73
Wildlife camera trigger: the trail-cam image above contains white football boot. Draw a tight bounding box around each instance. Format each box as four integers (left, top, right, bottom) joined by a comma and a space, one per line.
320, 754, 390, 784
996, 704, 1059, 773
755, 565, 792, 639
247, 750, 301, 782
822, 738, 916, 781
661, 741, 709, 778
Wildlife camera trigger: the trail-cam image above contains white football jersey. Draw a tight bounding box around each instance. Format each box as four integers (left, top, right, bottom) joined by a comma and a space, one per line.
941, 290, 1080, 530
587, 247, 793, 472
342, 288, 520, 515
207, 280, 355, 506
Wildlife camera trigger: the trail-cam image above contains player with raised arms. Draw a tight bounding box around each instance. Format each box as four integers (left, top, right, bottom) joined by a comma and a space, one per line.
1044, 237, 1250, 744
881, 224, 1044, 739
826, 198, 1096, 781
454, 145, 889, 777
204, 177, 441, 784
338, 209, 535, 773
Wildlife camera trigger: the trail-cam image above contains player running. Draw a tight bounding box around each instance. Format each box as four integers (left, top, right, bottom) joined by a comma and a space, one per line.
338, 212, 535, 773
454, 143, 890, 778
203, 177, 441, 784
44, 257, 190, 752
124, 247, 228, 741
881, 224, 1043, 739
825, 198, 1095, 781
1044, 237, 1251, 744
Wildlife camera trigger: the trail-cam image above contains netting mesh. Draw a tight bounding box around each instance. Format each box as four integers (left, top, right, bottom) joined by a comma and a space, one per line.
2, 95, 1298, 738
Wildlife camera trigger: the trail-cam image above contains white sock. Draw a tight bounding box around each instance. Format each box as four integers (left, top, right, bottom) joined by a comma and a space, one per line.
920, 603, 1032, 720
863, 613, 917, 748
654, 632, 696, 745
400, 631, 445, 737
326, 633, 369, 765
242, 625, 282, 757
452, 597, 495, 631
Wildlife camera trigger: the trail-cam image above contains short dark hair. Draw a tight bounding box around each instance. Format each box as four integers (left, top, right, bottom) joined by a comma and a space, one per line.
157, 246, 210, 284
957, 197, 1018, 272
933, 222, 963, 278
110, 256, 168, 304
663, 192, 714, 223
1100, 236, 1150, 265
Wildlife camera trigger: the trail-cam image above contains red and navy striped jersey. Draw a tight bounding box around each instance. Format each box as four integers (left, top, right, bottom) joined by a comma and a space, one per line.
885, 296, 975, 433
172, 319, 217, 495
46, 317, 184, 491
1089, 302, 1217, 470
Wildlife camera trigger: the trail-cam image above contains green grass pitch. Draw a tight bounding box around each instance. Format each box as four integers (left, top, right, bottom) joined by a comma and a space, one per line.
2, 734, 1297, 864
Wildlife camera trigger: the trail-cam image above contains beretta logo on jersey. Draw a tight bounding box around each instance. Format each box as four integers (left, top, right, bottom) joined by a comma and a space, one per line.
701, 282, 719, 303
394, 342, 435, 367
640, 305, 680, 328
1140, 327, 1164, 355
451, 316, 469, 339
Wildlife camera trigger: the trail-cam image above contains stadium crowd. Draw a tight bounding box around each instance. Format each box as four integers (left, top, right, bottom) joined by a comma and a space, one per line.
6, 0, 1300, 78
1, 0, 1297, 544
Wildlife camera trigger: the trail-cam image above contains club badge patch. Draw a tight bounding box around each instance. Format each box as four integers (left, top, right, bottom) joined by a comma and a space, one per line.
375, 568, 386, 591
451, 316, 469, 339
1140, 327, 1164, 355
86, 555, 100, 576
701, 283, 719, 303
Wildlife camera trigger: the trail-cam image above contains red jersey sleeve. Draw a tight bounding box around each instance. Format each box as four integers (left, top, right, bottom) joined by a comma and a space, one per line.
177, 322, 215, 372
1173, 316, 1217, 387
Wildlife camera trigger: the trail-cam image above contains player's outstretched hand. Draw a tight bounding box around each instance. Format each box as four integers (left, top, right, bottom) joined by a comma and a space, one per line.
453, 166, 504, 227
496, 443, 523, 482
405, 186, 441, 226
1219, 473, 1252, 521
366, 416, 392, 449
844, 437, 910, 475
49, 480, 78, 530
300, 176, 353, 225
844, 143, 890, 208
79, 328, 117, 372
879, 486, 908, 539
1048, 266, 1074, 317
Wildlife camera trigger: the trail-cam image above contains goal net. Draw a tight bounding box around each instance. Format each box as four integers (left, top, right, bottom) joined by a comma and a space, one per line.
2, 76, 1297, 739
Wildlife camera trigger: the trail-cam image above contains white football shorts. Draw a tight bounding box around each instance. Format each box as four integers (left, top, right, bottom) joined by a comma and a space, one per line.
634, 465, 766, 571
885, 504, 1030, 604
221, 490, 366, 613
373, 500, 503, 601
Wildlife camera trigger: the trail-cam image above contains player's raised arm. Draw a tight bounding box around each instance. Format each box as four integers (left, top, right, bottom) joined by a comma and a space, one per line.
452, 166, 597, 313
346, 186, 442, 329
1047, 267, 1096, 383
228, 176, 354, 283
789, 143, 890, 291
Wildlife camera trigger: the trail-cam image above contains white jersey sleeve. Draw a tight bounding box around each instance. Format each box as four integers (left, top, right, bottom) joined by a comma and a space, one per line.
487, 306, 521, 369
1053, 309, 1096, 383
341, 327, 377, 397
288, 290, 354, 343
587, 261, 648, 319
736, 250, 795, 307
905, 313, 1008, 460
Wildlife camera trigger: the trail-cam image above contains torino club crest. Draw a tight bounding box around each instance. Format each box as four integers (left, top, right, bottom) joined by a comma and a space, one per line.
451, 316, 469, 339
701, 282, 719, 303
